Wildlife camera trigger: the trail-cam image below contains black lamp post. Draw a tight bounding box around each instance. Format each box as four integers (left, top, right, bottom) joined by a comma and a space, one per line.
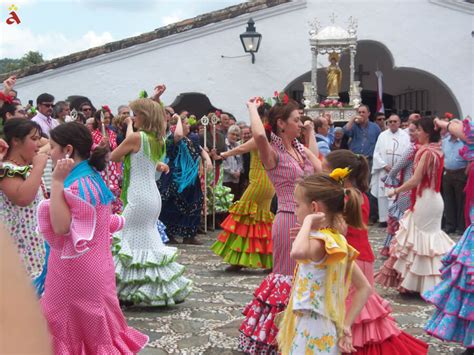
240, 18, 262, 64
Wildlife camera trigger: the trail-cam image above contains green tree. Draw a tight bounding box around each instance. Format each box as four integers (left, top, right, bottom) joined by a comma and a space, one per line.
0, 51, 44, 73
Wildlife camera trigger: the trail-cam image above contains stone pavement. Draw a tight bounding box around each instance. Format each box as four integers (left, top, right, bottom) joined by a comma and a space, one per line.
125, 225, 464, 355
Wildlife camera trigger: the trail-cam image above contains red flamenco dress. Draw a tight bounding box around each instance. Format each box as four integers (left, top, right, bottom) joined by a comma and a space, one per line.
211, 150, 274, 269
344, 193, 428, 355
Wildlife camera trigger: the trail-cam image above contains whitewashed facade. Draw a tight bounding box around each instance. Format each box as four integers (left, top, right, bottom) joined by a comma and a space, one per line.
14, 0, 473, 120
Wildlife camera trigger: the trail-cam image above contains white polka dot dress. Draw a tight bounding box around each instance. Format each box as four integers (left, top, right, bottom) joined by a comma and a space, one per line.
114, 132, 192, 305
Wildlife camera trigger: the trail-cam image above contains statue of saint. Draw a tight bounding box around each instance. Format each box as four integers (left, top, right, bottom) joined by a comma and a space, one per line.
327, 52, 342, 98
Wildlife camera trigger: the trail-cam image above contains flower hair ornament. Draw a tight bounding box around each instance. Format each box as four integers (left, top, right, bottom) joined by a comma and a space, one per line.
273, 91, 289, 105
0, 92, 14, 105
101, 105, 111, 114
329, 167, 351, 183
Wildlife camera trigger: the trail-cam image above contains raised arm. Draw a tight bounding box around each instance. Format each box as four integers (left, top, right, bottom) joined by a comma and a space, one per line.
304, 146, 322, 173
434, 117, 467, 142
0, 154, 48, 207
302, 119, 320, 158
221, 138, 257, 158
248, 98, 276, 169
174, 115, 184, 143
290, 213, 326, 261
49, 158, 74, 235
110, 120, 140, 163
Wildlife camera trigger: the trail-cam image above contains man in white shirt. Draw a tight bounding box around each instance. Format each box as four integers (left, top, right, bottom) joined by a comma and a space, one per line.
370, 114, 410, 227
31, 93, 59, 138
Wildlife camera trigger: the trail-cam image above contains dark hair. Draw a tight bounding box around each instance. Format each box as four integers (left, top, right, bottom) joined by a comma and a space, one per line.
268, 99, 299, 135
0, 102, 18, 124
3, 118, 42, 153
297, 173, 364, 229
36, 93, 54, 105
257, 102, 272, 119
325, 149, 370, 193
49, 122, 108, 171
92, 109, 114, 130
415, 116, 440, 143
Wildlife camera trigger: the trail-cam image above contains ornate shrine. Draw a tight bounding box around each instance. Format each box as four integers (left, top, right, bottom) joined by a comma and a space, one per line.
303, 15, 361, 122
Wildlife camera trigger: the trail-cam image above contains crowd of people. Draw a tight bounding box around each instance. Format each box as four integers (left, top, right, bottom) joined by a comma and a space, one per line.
0, 74, 472, 355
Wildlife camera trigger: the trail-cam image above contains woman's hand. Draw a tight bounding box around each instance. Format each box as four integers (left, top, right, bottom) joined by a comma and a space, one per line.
3, 75, 16, 94
386, 188, 397, 198
205, 159, 213, 172
154, 84, 166, 98
124, 116, 133, 126
32, 153, 49, 171
0, 139, 9, 160
246, 97, 260, 110
338, 326, 356, 353
52, 158, 74, 183
302, 119, 315, 139
100, 136, 110, 148
156, 162, 170, 174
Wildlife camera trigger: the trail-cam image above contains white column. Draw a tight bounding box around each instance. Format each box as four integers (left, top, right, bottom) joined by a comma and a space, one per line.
349, 47, 356, 92
311, 48, 318, 105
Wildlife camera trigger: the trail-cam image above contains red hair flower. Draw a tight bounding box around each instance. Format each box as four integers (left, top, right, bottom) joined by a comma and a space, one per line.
101, 105, 111, 113
0, 92, 14, 104
282, 93, 289, 105
444, 112, 453, 120
215, 110, 221, 118
264, 123, 272, 133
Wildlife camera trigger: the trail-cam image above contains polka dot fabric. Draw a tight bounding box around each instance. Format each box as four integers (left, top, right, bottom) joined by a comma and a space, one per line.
113, 132, 192, 306
38, 180, 148, 354
0, 163, 46, 279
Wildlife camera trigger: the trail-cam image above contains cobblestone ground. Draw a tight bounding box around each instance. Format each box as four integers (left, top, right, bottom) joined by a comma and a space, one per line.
125, 225, 464, 355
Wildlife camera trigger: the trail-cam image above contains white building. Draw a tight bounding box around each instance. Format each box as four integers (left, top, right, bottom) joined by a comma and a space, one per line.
8, 0, 474, 121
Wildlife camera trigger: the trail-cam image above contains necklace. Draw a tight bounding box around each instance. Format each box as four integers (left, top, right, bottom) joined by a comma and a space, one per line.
289, 146, 305, 169
5, 157, 27, 166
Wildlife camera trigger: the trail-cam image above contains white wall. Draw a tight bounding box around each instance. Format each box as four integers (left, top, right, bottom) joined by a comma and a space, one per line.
15, 0, 473, 121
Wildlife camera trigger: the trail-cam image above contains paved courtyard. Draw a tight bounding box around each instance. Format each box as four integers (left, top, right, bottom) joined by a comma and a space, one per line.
125, 225, 464, 355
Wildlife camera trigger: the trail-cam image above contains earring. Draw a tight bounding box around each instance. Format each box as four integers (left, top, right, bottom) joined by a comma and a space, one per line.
281, 129, 285, 133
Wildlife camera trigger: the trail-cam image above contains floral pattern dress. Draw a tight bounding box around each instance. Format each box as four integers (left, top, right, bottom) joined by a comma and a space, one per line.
277, 229, 358, 355
0, 163, 47, 295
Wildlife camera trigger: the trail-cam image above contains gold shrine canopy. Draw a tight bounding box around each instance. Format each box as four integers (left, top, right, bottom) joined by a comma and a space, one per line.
306, 15, 358, 106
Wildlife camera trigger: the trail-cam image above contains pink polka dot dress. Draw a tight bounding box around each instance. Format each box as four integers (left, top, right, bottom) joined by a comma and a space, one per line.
38, 166, 148, 354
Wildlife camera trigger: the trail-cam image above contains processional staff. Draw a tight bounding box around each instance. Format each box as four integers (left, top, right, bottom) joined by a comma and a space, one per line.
201, 115, 210, 233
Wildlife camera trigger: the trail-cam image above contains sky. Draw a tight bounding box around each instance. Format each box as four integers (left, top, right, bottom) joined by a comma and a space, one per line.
0, 0, 243, 60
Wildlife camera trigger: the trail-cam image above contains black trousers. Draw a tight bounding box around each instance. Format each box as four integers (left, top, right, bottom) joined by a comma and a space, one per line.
442, 168, 467, 232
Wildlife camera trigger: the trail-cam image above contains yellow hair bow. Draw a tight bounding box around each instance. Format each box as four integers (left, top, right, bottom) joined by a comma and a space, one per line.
329, 167, 351, 182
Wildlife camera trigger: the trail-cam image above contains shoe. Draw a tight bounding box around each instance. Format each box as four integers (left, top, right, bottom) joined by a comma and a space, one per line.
182, 237, 203, 245
167, 236, 180, 244
225, 265, 243, 272
378, 222, 388, 228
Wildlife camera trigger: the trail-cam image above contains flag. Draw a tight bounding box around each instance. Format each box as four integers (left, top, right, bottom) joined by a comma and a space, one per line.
375, 70, 385, 114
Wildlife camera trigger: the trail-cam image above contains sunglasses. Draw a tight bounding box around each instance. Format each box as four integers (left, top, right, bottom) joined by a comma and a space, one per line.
41, 103, 54, 108
387, 120, 398, 124
82, 107, 92, 112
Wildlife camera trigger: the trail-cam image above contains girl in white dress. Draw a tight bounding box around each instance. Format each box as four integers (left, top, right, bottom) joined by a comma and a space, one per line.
111, 98, 192, 306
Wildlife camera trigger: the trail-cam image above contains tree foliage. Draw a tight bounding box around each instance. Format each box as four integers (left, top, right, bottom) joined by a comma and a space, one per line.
0, 51, 44, 74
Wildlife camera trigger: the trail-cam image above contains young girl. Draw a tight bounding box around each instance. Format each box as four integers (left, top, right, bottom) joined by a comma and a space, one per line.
325, 150, 428, 354
0, 118, 49, 296
111, 98, 192, 305
38, 122, 148, 353
277, 172, 371, 354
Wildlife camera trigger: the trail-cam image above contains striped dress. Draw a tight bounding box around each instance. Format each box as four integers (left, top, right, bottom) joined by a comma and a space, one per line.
211, 150, 275, 269
239, 133, 314, 354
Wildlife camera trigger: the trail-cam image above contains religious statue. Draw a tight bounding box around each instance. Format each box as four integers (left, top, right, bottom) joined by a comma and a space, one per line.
326, 52, 342, 99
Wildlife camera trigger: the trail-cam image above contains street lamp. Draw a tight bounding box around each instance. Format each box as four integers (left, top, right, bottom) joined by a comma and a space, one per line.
240, 18, 262, 64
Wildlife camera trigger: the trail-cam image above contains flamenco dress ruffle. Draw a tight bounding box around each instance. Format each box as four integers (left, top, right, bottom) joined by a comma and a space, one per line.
211, 200, 273, 269
113, 238, 192, 306
238, 273, 292, 354
422, 222, 474, 348
346, 260, 428, 354
376, 190, 455, 293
